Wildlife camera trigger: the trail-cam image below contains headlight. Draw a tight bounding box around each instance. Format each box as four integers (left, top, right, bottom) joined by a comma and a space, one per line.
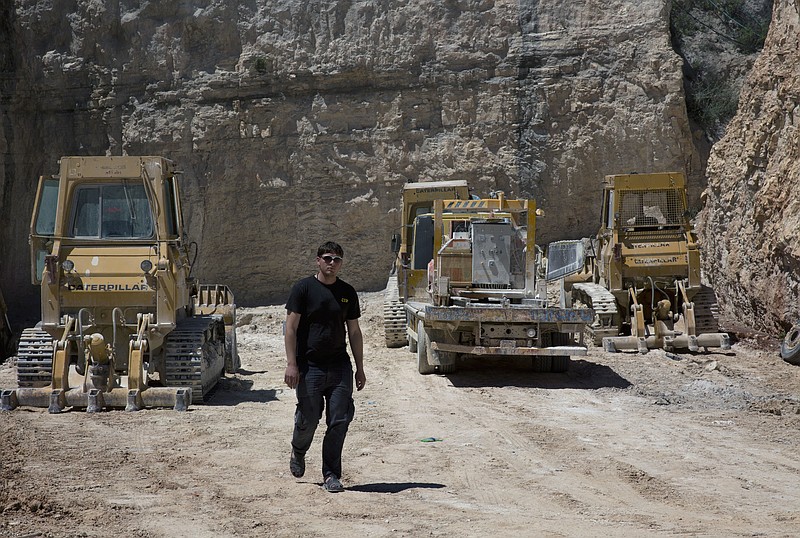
140, 260, 154, 272
526, 328, 537, 338
62, 259, 74, 272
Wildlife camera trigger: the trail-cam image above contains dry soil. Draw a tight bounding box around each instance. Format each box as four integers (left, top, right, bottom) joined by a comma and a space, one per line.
1, 290, 800, 537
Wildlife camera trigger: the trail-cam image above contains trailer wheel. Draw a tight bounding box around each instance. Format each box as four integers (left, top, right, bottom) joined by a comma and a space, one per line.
551, 356, 570, 373
438, 352, 457, 374
781, 324, 800, 365
531, 356, 552, 373
417, 321, 436, 375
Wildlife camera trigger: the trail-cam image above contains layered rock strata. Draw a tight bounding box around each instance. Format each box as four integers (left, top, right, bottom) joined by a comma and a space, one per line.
697, 0, 800, 333
2, 0, 698, 316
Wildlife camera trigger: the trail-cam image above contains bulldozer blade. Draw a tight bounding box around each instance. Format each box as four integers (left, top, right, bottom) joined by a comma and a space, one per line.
603, 332, 731, 354
7, 386, 193, 412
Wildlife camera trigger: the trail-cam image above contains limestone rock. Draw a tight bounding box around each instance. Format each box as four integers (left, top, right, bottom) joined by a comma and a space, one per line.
0, 1, 719, 316
697, 0, 800, 333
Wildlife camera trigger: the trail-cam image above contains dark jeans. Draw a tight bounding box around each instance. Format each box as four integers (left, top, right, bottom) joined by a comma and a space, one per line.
292, 361, 355, 480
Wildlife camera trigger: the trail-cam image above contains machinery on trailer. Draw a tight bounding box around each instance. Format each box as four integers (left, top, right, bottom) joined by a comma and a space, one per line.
384, 180, 471, 347
403, 192, 592, 374
1, 156, 238, 413
571, 171, 730, 353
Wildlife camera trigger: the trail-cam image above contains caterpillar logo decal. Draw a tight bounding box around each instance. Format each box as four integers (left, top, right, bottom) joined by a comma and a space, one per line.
67, 283, 150, 291
630, 256, 681, 265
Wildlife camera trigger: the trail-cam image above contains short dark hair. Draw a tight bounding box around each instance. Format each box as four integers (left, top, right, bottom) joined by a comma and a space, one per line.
317, 241, 344, 257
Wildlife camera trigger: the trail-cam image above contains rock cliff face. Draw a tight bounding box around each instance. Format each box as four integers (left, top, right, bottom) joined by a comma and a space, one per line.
697, 0, 800, 333
0, 0, 718, 317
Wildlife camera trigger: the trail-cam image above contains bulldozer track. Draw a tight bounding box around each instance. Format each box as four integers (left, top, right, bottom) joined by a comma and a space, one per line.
572, 282, 619, 345
15, 328, 54, 388
384, 278, 407, 348
693, 285, 721, 334
163, 316, 224, 404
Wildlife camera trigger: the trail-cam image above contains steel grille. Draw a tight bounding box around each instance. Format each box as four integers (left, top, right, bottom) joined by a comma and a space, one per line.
618, 189, 684, 228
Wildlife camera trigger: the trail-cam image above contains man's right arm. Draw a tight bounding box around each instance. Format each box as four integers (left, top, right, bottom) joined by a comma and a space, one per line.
284, 311, 302, 389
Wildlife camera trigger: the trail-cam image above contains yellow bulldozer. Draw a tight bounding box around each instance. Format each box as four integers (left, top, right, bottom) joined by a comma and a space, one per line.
572, 171, 730, 354
0, 156, 238, 413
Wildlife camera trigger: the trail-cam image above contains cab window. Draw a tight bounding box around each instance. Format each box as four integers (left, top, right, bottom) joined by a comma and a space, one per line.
165, 177, 179, 237
412, 215, 434, 270
70, 183, 154, 239
34, 179, 59, 235
605, 190, 615, 229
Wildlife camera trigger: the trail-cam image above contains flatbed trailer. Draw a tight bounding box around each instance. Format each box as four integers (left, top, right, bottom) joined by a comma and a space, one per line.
407, 298, 593, 373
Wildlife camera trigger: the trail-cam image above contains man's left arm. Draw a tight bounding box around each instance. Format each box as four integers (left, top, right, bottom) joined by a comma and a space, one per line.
346, 318, 365, 391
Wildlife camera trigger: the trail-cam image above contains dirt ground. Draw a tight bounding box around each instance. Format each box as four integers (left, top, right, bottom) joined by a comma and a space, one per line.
1, 290, 800, 538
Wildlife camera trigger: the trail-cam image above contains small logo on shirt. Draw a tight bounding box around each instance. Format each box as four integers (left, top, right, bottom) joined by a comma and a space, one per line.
341, 298, 349, 303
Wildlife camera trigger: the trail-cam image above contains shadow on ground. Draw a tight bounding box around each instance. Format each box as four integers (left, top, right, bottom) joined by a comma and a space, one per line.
206, 376, 280, 405
347, 482, 447, 494
444, 357, 631, 390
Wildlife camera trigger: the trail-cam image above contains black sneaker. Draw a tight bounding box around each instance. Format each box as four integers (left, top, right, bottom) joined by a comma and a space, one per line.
289, 451, 305, 478
323, 475, 344, 493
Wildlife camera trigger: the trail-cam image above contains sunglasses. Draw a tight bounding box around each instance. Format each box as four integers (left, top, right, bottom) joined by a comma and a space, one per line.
320, 255, 343, 264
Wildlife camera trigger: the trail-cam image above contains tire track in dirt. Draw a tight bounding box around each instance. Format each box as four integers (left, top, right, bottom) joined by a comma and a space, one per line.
362, 337, 800, 536
3, 294, 800, 537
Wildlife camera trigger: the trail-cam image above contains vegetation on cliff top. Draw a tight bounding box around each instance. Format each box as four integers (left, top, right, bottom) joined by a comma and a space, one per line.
671, 0, 773, 140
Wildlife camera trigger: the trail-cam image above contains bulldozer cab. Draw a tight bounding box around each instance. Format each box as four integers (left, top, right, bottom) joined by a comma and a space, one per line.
596, 171, 700, 292
393, 181, 470, 299
398, 181, 470, 254
30, 157, 187, 285
28, 156, 194, 340
613, 188, 684, 230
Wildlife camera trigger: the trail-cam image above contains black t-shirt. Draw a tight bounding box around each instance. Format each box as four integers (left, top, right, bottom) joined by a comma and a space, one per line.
286, 275, 361, 366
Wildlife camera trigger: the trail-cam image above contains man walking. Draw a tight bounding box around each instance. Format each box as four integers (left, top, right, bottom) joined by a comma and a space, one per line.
284, 241, 365, 492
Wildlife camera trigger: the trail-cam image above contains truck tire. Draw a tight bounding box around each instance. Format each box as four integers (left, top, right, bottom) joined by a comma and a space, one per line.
417, 320, 436, 375
781, 324, 800, 365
